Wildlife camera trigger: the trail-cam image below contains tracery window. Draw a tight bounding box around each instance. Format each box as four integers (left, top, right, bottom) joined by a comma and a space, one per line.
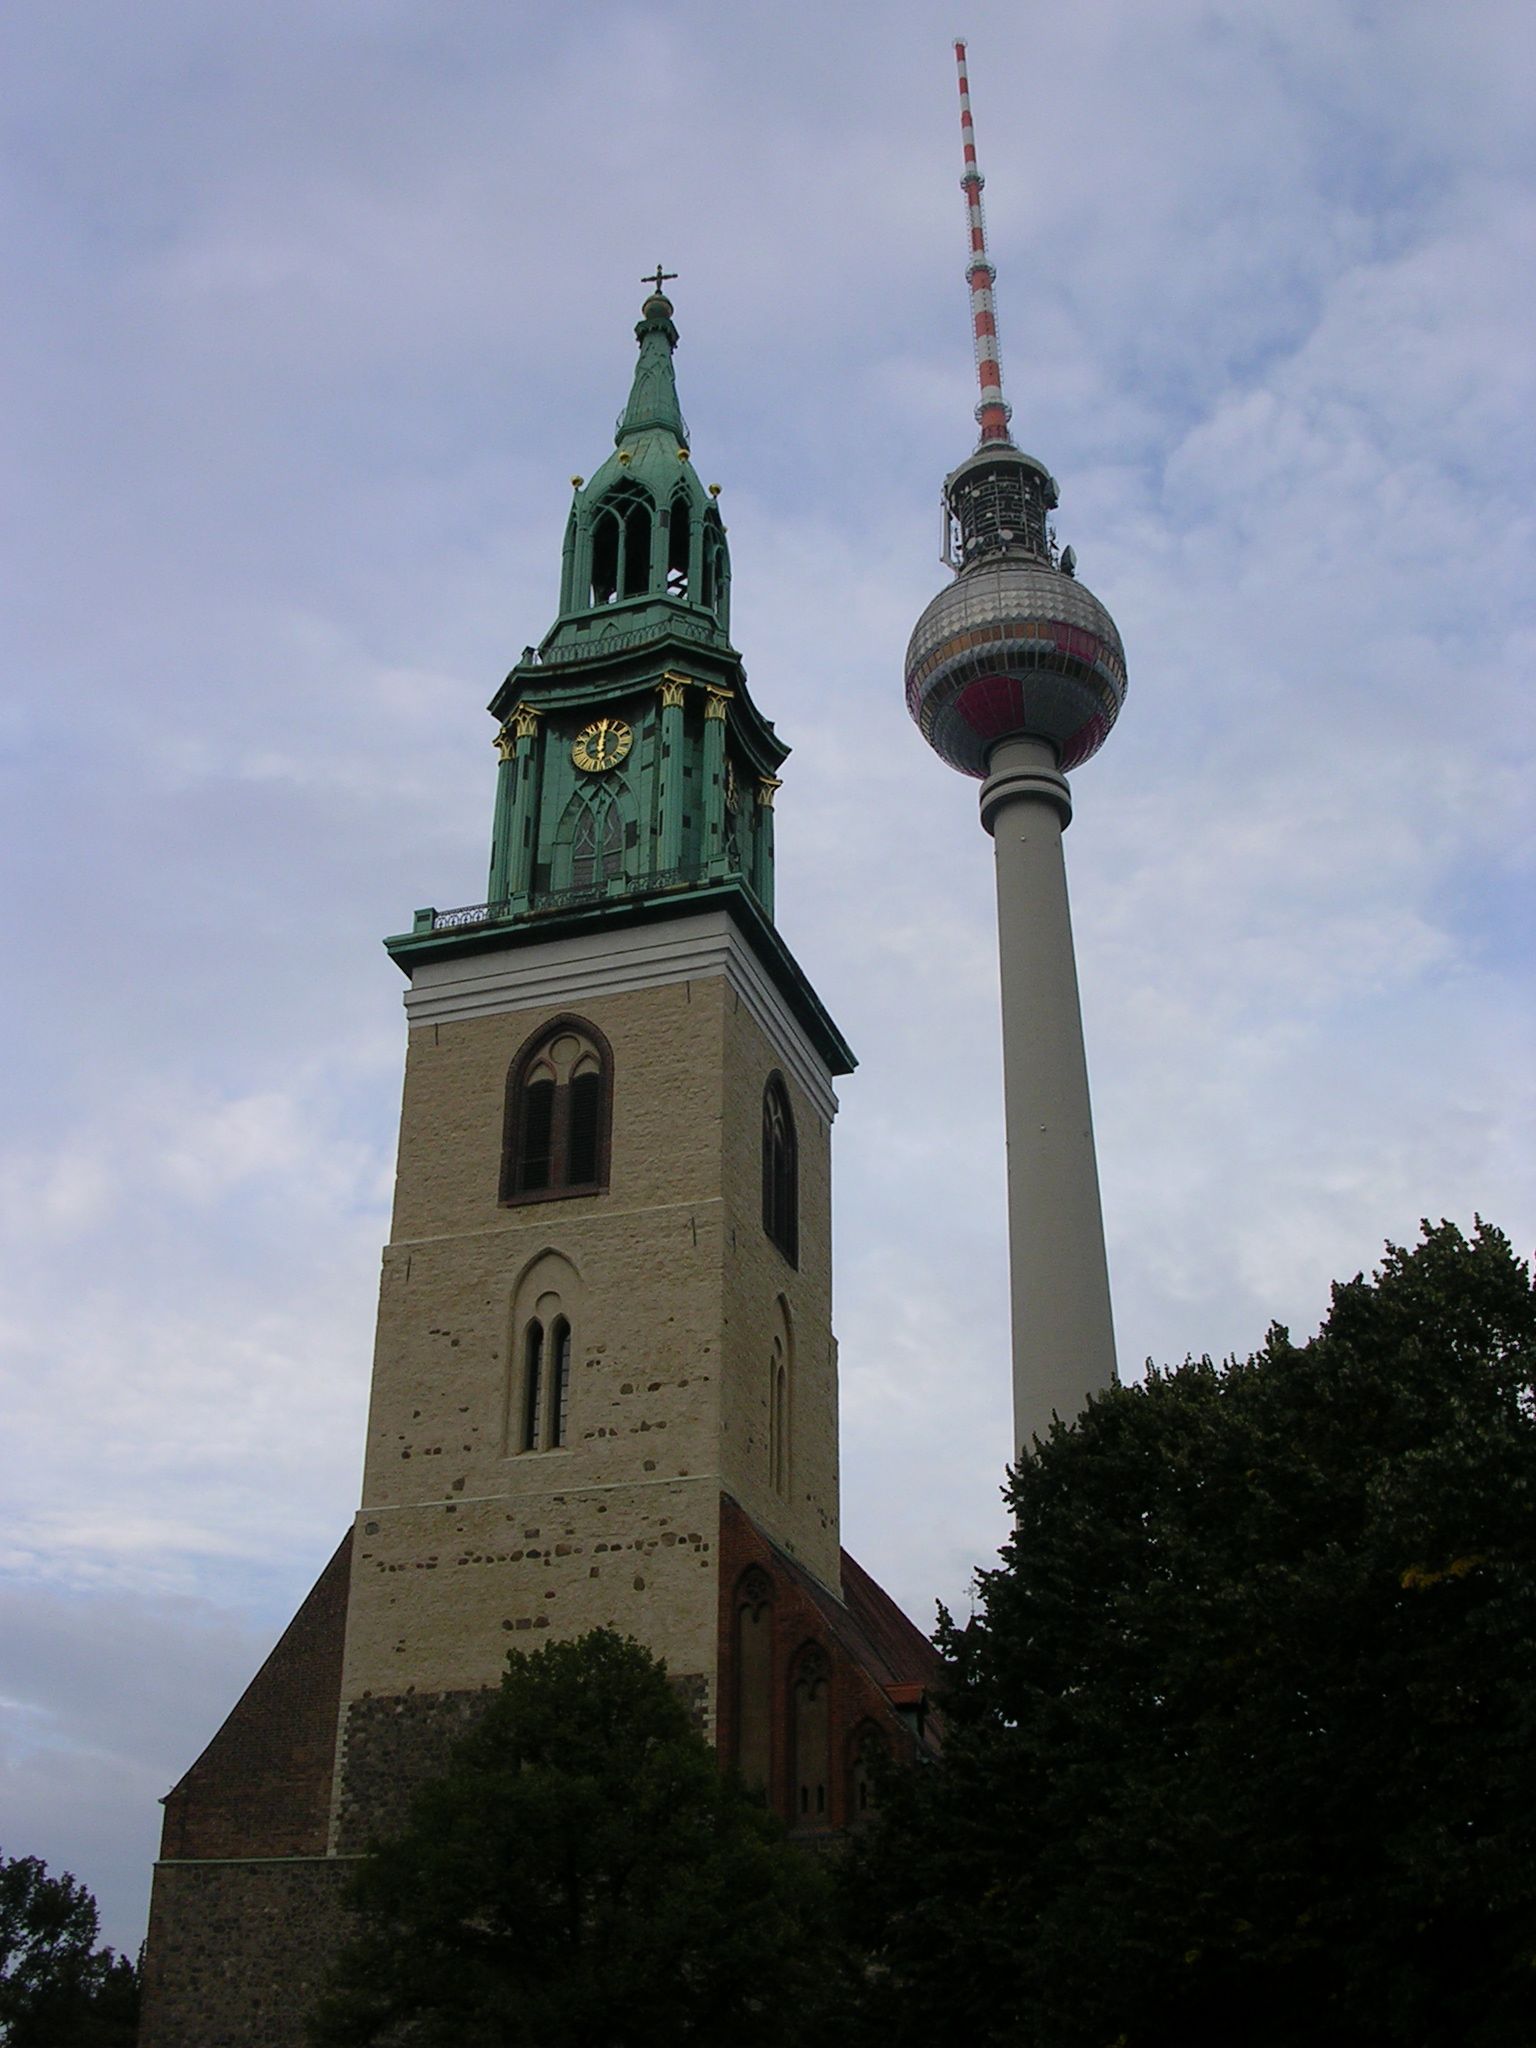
762, 1075, 798, 1266
508, 1253, 580, 1456
501, 1018, 612, 1205
589, 482, 654, 605
790, 1643, 831, 1828
665, 490, 691, 597
519, 1319, 545, 1453
768, 1304, 791, 1498
700, 508, 727, 620
732, 1567, 774, 1795
571, 798, 625, 892
848, 1721, 887, 1822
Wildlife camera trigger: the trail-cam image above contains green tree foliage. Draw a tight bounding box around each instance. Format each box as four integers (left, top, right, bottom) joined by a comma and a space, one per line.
847, 1221, 1536, 2048
310, 1628, 841, 2048
0, 1852, 139, 2047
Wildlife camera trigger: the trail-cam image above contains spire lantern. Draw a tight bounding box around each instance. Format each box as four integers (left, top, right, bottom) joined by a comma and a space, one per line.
389, 281, 792, 943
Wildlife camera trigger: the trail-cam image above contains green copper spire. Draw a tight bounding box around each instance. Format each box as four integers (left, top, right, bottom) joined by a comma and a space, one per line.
416, 280, 791, 936
540, 283, 732, 659
616, 291, 688, 445
385, 279, 855, 1083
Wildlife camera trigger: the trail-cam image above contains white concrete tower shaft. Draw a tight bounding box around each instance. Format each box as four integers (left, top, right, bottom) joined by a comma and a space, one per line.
980, 738, 1117, 1449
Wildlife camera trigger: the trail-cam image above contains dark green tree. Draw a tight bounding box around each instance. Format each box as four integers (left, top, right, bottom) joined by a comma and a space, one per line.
847, 1220, 1536, 2048
0, 1852, 139, 2047
310, 1627, 842, 2047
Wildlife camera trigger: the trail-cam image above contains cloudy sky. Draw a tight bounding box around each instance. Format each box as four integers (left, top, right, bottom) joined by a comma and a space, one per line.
3, 0, 1531, 1958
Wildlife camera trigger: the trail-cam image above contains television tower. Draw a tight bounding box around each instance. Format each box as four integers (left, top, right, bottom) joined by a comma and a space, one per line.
905, 42, 1127, 1454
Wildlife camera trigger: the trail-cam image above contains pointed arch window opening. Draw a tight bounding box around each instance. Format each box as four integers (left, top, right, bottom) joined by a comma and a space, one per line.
769, 1327, 790, 1498
549, 1317, 572, 1448
848, 1722, 888, 1823
505, 1253, 581, 1457
520, 1320, 545, 1453
700, 510, 729, 627
570, 796, 626, 893
665, 492, 692, 598
502, 1019, 613, 1206
623, 499, 650, 598
790, 1644, 832, 1829
731, 1567, 774, 1797
588, 483, 654, 607
762, 1076, 798, 1267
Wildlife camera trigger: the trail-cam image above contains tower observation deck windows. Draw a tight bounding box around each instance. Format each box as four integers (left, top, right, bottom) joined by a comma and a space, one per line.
762, 1074, 798, 1267
501, 1019, 612, 1205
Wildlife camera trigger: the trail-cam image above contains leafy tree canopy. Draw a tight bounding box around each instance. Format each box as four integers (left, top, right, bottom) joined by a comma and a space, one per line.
310, 1628, 841, 2048
848, 1220, 1536, 2048
0, 1852, 139, 2048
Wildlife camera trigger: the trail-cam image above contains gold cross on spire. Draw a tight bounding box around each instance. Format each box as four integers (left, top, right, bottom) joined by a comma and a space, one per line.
643, 265, 678, 296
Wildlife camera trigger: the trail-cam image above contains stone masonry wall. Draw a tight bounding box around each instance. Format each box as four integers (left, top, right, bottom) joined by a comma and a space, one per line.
717, 983, 840, 1588
337, 960, 841, 1757
138, 1858, 354, 2048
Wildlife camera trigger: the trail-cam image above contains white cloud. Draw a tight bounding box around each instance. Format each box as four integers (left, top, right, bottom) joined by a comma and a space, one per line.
0, 0, 1530, 1962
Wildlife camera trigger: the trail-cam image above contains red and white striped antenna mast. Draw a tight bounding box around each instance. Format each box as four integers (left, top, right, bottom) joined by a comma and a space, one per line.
954, 39, 1014, 447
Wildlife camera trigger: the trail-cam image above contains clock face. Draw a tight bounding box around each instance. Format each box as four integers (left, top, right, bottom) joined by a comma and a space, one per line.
571, 717, 633, 774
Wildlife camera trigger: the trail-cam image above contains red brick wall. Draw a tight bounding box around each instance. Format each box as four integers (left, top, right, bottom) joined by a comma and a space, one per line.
715, 1495, 939, 1833
158, 1531, 352, 1861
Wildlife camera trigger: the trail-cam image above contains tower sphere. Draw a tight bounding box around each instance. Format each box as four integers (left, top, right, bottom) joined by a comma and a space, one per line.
905, 556, 1127, 780
906, 450, 1127, 781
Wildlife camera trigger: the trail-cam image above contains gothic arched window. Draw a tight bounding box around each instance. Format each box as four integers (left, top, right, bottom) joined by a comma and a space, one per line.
847, 1721, 887, 1823
665, 490, 691, 597
501, 1018, 613, 1206
732, 1567, 774, 1796
768, 1299, 792, 1498
571, 797, 624, 892
549, 1316, 572, 1448
762, 1075, 798, 1267
589, 483, 653, 606
519, 1318, 545, 1452
789, 1643, 831, 1828
508, 1251, 581, 1455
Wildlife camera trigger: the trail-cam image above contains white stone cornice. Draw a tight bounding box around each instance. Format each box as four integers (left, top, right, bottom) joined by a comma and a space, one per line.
401, 909, 840, 1121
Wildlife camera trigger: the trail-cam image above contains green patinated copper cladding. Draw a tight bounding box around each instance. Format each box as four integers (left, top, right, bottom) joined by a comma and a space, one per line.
385, 285, 835, 1047
478, 288, 785, 930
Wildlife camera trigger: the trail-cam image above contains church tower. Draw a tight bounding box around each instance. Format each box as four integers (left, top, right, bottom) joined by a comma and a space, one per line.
139, 285, 936, 2048
332, 279, 857, 1802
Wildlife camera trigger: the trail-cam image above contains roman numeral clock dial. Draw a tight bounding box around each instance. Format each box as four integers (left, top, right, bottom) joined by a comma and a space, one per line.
571, 717, 633, 774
